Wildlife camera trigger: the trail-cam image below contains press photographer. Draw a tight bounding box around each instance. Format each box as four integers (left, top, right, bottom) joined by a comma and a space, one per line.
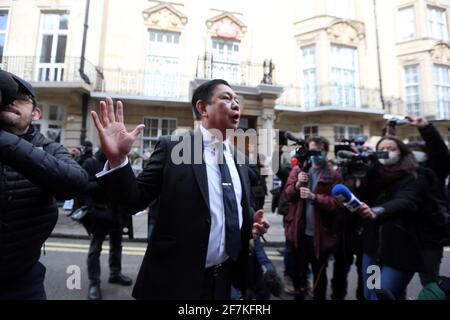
0, 71, 88, 299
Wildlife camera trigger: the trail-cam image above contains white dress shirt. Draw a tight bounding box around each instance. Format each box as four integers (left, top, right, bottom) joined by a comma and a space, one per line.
200, 125, 243, 268
96, 126, 243, 268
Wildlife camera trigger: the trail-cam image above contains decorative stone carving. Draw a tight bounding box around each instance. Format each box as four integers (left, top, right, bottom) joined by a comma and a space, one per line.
206, 13, 247, 40
142, 4, 188, 31
326, 19, 365, 45
430, 41, 450, 65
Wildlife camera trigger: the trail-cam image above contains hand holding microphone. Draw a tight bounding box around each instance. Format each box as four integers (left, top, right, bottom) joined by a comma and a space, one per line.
331, 183, 377, 219
358, 202, 376, 220
331, 183, 362, 212
300, 187, 315, 200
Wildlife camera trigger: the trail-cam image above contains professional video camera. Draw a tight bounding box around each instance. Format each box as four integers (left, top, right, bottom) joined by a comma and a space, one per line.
0, 70, 19, 107
284, 131, 322, 171
335, 135, 388, 178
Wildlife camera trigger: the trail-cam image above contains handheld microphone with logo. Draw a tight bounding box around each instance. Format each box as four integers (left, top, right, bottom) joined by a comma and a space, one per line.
331, 183, 362, 212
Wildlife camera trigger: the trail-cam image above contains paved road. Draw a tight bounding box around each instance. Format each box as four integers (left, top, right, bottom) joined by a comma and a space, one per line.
41, 238, 450, 300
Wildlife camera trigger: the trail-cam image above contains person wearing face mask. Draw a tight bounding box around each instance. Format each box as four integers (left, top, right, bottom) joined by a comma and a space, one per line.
284, 136, 343, 300
406, 141, 448, 288
357, 136, 425, 300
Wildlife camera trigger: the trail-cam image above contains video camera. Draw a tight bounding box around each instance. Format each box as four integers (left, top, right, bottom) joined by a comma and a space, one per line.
284, 131, 322, 171
334, 135, 388, 178
0, 70, 19, 107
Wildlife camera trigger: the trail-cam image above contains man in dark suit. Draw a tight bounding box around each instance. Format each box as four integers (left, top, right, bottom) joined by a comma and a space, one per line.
91, 79, 269, 300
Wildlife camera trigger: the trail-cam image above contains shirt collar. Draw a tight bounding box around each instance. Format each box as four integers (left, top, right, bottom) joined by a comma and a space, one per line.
200, 125, 230, 152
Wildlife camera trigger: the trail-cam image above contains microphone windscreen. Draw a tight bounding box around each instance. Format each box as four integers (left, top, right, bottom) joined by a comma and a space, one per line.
331, 184, 352, 202
337, 150, 357, 159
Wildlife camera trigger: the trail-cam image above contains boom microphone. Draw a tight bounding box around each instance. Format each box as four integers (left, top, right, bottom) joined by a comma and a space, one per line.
331, 183, 361, 212
337, 150, 358, 159
284, 131, 304, 145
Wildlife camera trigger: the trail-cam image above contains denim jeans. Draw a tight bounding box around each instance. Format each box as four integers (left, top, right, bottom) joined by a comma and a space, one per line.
362, 253, 414, 300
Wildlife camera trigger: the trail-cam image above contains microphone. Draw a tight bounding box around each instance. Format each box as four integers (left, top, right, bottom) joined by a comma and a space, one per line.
331, 183, 361, 212
337, 150, 358, 159
284, 131, 304, 145
0, 70, 19, 107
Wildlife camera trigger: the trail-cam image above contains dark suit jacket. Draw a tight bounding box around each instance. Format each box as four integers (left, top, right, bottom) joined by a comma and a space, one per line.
97, 130, 254, 300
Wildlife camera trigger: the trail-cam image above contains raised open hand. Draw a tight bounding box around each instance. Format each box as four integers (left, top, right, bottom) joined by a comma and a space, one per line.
91, 97, 145, 168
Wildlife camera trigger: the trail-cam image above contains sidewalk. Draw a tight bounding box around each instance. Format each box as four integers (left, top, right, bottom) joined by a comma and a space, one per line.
51, 208, 286, 246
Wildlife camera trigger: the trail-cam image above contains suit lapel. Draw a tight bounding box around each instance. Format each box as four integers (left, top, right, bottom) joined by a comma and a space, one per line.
190, 130, 210, 211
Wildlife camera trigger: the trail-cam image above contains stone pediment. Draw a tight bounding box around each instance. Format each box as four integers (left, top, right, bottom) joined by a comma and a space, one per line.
430, 41, 450, 65
206, 12, 247, 40
142, 3, 188, 31
326, 19, 365, 45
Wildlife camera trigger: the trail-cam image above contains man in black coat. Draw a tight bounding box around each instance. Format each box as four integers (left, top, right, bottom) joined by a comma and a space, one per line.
81, 149, 133, 300
0, 73, 88, 299
91, 79, 269, 300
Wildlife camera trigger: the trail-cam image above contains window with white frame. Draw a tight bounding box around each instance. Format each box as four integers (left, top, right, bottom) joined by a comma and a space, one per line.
299, 0, 315, 20
428, 6, 448, 40
398, 7, 416, 41
404, 65, 422, 116
34, 104, 65, 143
141, 117, 177, 154
334, 125, 362, 142
0, 11, 9, 64
211, 38, 241, 85
145, 30, 181, 98
434, 65, 450, 120
328, 0, 354, 19
303, 125, 319, 140
37, 12, 69, 81
331, 45, 359, 107
301, 46, 317, 108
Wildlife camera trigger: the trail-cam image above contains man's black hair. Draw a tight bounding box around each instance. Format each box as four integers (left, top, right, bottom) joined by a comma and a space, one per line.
191, 79, 230, 120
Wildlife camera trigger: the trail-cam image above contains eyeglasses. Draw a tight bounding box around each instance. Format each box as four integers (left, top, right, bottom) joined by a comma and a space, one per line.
14, 93, 33, 104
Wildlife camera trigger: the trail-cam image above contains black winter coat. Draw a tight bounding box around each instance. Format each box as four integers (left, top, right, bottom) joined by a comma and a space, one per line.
419, 124, 450, 196
97, 131, 254, 300
81, 150, 128, 232
0, 126, 88, 281
362, 173, 425, 273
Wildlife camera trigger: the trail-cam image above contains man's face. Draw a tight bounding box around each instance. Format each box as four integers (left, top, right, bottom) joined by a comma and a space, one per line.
0, 92, 39, 134
203, 84, 240, 134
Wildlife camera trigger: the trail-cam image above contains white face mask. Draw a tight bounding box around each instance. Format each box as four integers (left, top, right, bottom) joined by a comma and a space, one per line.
378, 151, 400, 166
412, 151, 428, 163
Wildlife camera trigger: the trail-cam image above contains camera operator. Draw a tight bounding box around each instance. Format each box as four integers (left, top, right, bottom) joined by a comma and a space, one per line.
405, 116, 450, 287
331, 140, 366, 300
357, 136, 425, 300
0, 71, 88, 299
284, 136, 343, 300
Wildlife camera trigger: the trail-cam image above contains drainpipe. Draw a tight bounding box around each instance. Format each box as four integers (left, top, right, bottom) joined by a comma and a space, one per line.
79, 0, 91, 144
373, 0, 386, 110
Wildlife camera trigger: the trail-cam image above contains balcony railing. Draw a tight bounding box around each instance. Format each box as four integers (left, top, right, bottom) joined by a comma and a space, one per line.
387, 100, 449, 120
196, 54, 272, 87
96, 70, 195, 100
0, 56, 103, 89
277, 84, 384, 110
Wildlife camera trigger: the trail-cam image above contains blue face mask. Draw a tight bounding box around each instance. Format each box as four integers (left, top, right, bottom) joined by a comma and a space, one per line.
311, 155, 327, 166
